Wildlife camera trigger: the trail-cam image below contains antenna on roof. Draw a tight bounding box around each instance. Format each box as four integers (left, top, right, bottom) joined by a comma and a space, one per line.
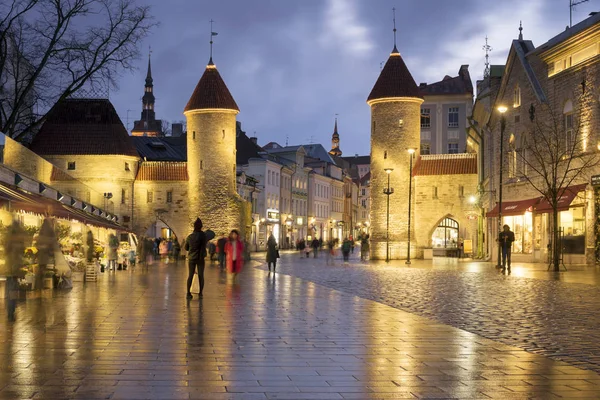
392, 7, 397, 49
482, 36, 492, 79
285, 134, 289, 146
570, 0, 589, 27
209, 19, 218, 64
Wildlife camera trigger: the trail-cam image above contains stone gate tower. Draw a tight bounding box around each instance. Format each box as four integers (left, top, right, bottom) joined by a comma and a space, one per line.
367, 45, 423, 260
184, 58, 249, 237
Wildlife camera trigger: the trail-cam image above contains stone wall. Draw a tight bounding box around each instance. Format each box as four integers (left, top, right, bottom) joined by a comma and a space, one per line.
369, 98, 423, 259
414, 173, 479, 254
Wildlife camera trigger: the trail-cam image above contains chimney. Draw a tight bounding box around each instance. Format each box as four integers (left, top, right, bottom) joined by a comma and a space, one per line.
419, 82, 427, 88
171, 123, 183, 137
250, 137, 258, 145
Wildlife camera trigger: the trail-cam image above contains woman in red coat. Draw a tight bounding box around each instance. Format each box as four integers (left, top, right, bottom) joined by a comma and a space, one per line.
225, 229, 244, 278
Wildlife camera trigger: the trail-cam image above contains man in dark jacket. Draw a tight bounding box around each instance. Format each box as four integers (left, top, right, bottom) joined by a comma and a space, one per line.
185, 218, 207, 299
498, 224, 515, 272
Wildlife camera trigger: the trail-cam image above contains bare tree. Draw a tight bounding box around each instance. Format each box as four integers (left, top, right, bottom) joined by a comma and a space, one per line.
160, 119, 170, 137
518, 97, 598, 271
0, 0, 156, 142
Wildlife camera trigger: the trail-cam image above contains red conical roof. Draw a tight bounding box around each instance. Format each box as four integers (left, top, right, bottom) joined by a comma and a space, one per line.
184, 60, 239, 112
367, 47, 422, 103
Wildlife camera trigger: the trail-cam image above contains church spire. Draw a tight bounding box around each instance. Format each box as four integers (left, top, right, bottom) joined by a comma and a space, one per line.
518, 21, 523, 40
145, 50, 153, 83
329, 116, 342, 157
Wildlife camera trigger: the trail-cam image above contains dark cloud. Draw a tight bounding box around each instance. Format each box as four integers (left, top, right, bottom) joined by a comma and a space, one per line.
111, 0, 598, 155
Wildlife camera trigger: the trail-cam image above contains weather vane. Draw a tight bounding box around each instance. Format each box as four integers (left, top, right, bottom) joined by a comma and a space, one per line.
483, 36, 492, 79
209, 19, 218, 62
392, 7, 397, 49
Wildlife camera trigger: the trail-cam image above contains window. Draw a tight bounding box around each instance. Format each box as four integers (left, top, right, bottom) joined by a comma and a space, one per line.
508, 150, 517, 178
147, 191, 153, 203
421, 142, 431, 155
268, 171, 271, 185
448, 107, 459, 128
67, 161, 76, 170
361, 199, 366, 207
361, 188, 366, 196
564, 100, 574, 151
121, 189, 126, 204
433, 186, 438, 199
125, 162, 130, 172
192, 131, 196, 140
448, 142, 459, 154
166, 191, 173, 203
513, 85, 521, 108
421, 131, 431, 141
447, 131, 459, 140
458, 185, 464, 198
398, 119, 404, 127
421, 108, 431, 128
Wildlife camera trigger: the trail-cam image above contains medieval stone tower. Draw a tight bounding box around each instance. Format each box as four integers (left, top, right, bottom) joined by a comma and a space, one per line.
184, 58, 249, 237
367, 45, 423, 260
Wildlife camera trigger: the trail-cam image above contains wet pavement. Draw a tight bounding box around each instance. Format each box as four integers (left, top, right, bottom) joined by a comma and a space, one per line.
0, 258, 599, 399
267, 250, 600, 376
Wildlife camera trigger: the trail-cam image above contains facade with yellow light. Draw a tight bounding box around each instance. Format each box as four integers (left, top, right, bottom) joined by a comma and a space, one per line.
477, 13, 600, 265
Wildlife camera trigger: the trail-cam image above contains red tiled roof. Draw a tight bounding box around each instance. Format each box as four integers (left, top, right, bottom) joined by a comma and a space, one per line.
412, 154, 477, 176
50, 166, 76, 181
184, 62, 239, 112
29, 99, 138, 157
367, 47, 422, 103
136, 162, 188, 181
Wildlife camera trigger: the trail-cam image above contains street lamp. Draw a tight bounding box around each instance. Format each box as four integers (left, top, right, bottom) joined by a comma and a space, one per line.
383, 168, 394, 262
496, 105, 508, 269
406, 148, 417, 265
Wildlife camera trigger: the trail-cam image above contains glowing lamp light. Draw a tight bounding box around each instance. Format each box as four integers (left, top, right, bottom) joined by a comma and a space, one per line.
497, 105, 508, 114
384, 168, 393, 174
407, 148, 417, 154
469, 195, 477, 204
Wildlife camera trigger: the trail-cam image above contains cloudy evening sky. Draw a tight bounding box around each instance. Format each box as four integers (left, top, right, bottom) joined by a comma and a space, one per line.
111, 0, 598, 156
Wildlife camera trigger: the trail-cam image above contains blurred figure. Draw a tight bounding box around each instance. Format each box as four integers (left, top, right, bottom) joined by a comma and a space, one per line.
342, 237, 351, 264
159, 239, 168, 263
225, 229, 244, 280
208, 240, 217, 261
311, 237, 319, 258
216, 234, 227, 269
107, 233, 119, 271
3, 221, 26, 321
360, 234, 370, 261
266, 233, 278, 272
172, 237, 181, 262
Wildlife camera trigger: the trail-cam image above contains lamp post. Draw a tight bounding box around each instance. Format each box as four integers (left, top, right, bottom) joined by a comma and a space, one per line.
406, 148, 417, 265
496, 105, 508, 269
383, 168, 394, 262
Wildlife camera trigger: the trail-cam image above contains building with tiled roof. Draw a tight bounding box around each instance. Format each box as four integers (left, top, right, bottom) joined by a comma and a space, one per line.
131, 54, 163, 137
184, 59, 239, 112
417, 65, 474, 155
367, 46, 422, 103
412, 153, 477, 176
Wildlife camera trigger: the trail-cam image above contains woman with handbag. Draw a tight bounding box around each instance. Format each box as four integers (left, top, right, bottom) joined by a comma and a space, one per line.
225, 229, 245, 280
266, 233, 279, 272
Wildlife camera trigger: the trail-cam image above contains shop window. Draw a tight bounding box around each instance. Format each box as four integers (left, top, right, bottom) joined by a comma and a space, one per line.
432, 217, 459, 248
502, 213, 533, 254
166, 191, 173, 203
67, 161, 76, 170
560, 207, 585, 254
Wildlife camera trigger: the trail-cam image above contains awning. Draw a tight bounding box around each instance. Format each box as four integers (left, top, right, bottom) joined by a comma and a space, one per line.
535, 183, 587, 213
486, 197, 540, 217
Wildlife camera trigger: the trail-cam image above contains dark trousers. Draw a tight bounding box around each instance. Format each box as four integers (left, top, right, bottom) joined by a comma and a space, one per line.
5, 276, 17, 321
343, 251, 350, 261
268, 261, 276, 271
218, 253, 225, 268
187, 258, 205, 294
502, 246, 511, 268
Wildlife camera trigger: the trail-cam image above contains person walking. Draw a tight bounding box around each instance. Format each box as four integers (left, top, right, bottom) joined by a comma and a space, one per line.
184, 218, 207, 299
497, 224, 515, 272
341, 237, 351, 264
266, 233, 279, 272
311, 237, 320, 258
303, 239, 311, 258
326, 239, 335, 265
217, 234, 227, 269
360, 234, 370, 261
159, 239, 169, 263
172, 237, 181, 262
225, 229, 245, 280
107, 233, 119, 271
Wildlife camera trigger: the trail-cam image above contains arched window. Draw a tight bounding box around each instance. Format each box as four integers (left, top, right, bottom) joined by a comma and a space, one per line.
432, 217, 459, 248
513, 85, 521, 107
508, 134, 517, 178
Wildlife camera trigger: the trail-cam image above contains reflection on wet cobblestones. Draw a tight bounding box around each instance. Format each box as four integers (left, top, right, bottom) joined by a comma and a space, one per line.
269, 253, 600, 374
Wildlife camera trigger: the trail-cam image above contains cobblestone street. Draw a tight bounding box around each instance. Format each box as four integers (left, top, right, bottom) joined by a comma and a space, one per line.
266, 250, 600, 375
1, 258, 600, 399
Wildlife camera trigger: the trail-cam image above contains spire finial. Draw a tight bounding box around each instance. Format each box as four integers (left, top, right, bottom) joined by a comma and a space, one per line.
334, 114, 339, 134
482, 36, 492, 79
392, 7, 398, 53
518, 21, 523, 40
209, 19, 218, 65
146, 45, 153, 81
